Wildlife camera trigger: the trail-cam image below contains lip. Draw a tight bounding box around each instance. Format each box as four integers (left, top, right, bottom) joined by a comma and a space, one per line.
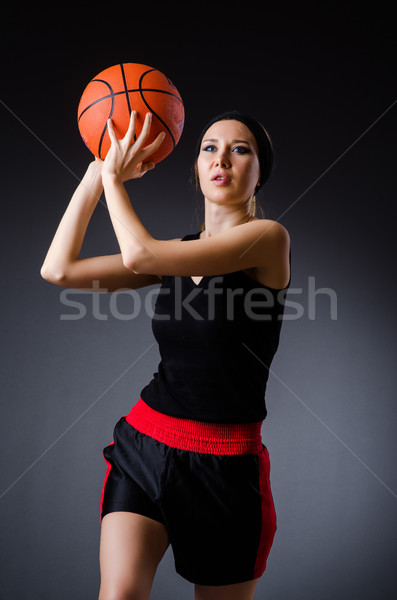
211, 173, 231, 185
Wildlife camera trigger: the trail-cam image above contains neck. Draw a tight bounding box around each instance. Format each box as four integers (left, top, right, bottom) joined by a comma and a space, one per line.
201, 199, 254, 238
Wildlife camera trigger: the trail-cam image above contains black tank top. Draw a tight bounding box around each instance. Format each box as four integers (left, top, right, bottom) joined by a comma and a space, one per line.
140, 231, 291, 423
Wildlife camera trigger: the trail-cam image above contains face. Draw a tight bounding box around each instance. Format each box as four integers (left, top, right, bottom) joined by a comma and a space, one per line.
196, 119, 261, 207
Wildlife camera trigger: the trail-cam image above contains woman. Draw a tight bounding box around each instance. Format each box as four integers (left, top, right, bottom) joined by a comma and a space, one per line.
41, 109, 291, 600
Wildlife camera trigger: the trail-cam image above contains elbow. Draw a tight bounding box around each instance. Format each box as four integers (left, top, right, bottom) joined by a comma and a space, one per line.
122, 255, 141, 274
122, 245, 150, 274
40, 264, 66, 284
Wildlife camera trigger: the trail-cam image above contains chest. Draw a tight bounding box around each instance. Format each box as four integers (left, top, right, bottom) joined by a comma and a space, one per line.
153, 272, 282, 326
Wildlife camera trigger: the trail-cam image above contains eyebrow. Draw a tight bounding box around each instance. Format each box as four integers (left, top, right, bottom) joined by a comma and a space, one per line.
202, 138, 251, 144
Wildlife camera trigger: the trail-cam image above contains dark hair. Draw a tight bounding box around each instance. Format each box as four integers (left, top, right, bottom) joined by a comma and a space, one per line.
195, 110, 275, 189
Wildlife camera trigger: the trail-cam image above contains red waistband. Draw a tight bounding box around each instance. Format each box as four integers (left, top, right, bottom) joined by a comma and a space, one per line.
125, 399, 263, 455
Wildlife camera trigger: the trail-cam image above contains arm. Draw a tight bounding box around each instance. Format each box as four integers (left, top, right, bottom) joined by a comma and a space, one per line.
106, 184, 290, 280
102, 113, 290, 281
40, 160, 161, 291
127, 218, 290, 280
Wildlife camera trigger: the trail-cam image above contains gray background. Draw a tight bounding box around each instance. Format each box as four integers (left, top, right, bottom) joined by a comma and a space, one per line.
1, 4, 396, 599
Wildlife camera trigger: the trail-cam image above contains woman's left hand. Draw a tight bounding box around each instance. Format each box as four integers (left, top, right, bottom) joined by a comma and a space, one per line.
102, 111, 166, 183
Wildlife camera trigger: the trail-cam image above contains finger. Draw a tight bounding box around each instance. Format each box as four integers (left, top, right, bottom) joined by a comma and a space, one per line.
139, 161, 155, 176
142, 161, 155, 171
140, 131, 166, 160
135, 112, 153, 148
125, 110, 137, 142
107, 118, 118, 144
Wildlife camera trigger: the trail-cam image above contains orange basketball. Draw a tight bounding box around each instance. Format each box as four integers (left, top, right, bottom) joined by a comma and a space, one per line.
77, 63, 185, 163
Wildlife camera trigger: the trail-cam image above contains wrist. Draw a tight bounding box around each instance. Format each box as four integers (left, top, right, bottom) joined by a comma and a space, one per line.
80, 161, 103, 198
102, 172, 124, 188
84, 160, 104, 185
87, 158, 102, 173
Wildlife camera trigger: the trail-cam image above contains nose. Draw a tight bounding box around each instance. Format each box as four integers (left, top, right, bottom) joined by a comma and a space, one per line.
214, 148, 230, 169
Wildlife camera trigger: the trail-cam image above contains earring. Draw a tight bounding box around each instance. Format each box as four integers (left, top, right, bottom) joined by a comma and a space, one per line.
250, 196, 256, 216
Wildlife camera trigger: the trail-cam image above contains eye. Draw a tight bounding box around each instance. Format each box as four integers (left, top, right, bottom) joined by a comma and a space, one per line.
233, 145, 250, 154
202, 144, 216, 152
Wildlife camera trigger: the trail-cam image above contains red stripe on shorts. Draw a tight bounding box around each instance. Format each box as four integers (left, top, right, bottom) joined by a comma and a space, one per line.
100, 441, 114, 519
254, 446, 277, 578
125, 398, 263, 455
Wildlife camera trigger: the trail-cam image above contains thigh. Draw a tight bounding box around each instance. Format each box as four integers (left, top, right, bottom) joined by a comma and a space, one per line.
162, 448, 276, 586
195, 579, 259, 600
99, 511, 170, 600
101, 418, 168, 523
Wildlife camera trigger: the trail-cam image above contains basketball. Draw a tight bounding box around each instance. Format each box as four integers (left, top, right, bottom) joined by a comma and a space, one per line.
77, 63, 185, 164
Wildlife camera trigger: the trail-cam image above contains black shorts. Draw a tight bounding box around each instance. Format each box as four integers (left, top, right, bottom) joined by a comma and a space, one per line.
101, 399, 277, 586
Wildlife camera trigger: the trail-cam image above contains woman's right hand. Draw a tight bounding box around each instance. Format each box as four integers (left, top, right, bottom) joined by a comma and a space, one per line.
101, 111, 165, 184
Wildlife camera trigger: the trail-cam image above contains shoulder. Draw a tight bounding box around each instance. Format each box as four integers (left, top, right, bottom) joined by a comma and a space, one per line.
253, 218, 289, 237
244, 219, 290, 288
249, 218, 290, 251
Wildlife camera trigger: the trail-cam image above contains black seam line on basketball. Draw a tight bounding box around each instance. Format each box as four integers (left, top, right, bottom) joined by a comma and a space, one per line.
78, 88, 183, 122
120, 64, 136, 142
78, 79, 116, 123
120, 64, 136, 141
92, 79, 116, 160
120, 64, 133, 115
139, 70, 175, 148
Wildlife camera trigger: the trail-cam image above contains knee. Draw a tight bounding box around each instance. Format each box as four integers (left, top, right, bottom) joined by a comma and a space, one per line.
98, 587, 148, 600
